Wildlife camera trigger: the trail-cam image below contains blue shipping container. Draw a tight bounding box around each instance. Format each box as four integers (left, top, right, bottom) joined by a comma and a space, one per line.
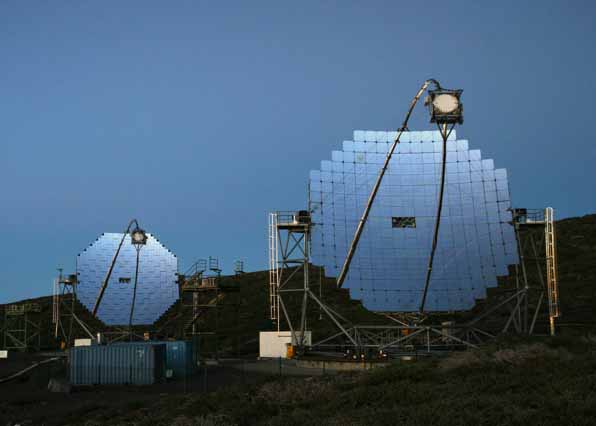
70, 343, 166, 385
163, 341, 198, 378
112, 340, 198, 379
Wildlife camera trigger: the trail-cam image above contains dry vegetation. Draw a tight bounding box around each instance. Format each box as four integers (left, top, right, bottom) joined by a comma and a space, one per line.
439, 342, 573, 371
2, 214, 595, 426
54, 335, 596, 426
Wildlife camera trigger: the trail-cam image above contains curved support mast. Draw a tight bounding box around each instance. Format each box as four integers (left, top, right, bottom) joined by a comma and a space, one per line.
336, 79, 441, 288
419, 121, 456, 312
92, 219, 140, 316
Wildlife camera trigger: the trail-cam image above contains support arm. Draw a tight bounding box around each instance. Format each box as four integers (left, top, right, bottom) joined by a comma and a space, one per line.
92, 219, 140, 316
336, 79, 441, 288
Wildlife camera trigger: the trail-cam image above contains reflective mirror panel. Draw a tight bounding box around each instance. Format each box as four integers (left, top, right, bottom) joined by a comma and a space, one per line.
77, 233, 178, 325
309, 130, 518, 312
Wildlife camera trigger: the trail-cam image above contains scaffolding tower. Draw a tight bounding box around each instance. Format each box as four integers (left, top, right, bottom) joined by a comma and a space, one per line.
2, 303, 41, 351
234, 260, 245, 275
52, 271, 96, 347
269, 211, 358, 352
179, 258, 240, 358
512, 207, 560, 336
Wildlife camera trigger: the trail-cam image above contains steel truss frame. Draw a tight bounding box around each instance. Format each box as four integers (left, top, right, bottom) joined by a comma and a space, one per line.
53, 273, 149, 347
52, 271, 96, 347
511, 207, 560, 336
269, 212, 360, 351
269, 207, 560, 357
310, 287, 530, 355
2, 303, 41, 351
177, 259, 240, 359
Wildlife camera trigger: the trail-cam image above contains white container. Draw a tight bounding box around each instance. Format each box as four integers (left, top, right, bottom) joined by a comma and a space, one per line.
259, 331, 312, 358
74, 338, 93, 347
0, 350, 8, 359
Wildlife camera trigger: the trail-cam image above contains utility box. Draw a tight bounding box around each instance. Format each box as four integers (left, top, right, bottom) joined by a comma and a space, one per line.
74, 339, 93, 347
259, 331, 312, 358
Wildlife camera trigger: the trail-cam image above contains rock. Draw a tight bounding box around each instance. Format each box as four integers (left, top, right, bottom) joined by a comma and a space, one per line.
47, 377, 71, 393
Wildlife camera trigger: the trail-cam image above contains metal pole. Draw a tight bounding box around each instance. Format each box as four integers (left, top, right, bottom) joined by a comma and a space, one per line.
337, 79, 440, 288
503, 293, 527, 333
308, 290, 358, 346
420, 122, 451, 312
53, 274, 60, 339
93, 219, 139, 315
68, 274, 76, 347
529, 291, 544, 335
129, 246, 141, 341
299, 229, 309, 347
319, 266, 323, 321
513, 221, 530, 333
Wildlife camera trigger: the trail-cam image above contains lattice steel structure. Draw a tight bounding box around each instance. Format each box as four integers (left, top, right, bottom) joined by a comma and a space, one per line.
2, 303, 41, 351
51, 270, 96, 348
269, 211, 357, 350
511, 207, 560, 336
266, 132, 559, 356
234, 260, 245, 275
176, 258, 241, 359
269, 212, 311, 345
266, 79, 559, 356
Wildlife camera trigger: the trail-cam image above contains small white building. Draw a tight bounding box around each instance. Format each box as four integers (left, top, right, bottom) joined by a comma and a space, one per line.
259, 331, 312, 358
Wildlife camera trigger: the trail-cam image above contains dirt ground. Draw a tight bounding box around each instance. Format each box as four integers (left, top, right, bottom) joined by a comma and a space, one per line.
0, 352, 269, 426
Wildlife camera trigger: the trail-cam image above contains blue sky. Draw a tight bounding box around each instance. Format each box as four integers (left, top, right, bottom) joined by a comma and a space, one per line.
1, 1, 595, 303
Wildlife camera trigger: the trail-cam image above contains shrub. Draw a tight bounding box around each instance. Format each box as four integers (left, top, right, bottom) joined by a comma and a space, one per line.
439, 342, 573, 372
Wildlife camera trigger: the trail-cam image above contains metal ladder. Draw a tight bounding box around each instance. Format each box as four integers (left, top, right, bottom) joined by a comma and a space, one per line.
268, 213, 279, 322
545, 207, 560, 336
52, 278, 59, 326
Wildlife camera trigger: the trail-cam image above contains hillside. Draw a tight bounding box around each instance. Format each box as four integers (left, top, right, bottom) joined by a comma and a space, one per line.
1, 213, 594, 352
57, 335, 596, 426
553, 214, 596, 326
0, 214, 595, 426
150, 265, 388, 355
456, 213, 596, 335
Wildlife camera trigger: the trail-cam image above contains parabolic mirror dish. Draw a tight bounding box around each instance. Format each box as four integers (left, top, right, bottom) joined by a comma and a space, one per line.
309, 130, 518, 312
77, 233, 178, 325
